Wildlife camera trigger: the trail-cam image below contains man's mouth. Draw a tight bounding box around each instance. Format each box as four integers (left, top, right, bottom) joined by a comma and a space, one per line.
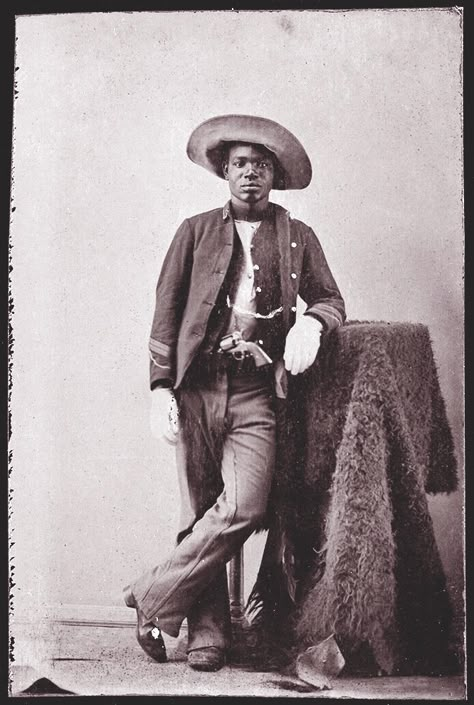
241, 183, 260, 190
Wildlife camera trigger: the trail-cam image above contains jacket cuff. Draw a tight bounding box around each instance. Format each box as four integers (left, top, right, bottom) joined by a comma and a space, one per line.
304, 304, 344, 332
151, 379, 173, 390
149, 338, 175, 389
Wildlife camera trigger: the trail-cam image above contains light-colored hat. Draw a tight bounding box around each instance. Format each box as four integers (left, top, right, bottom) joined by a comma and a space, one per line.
186, 114, 312, 190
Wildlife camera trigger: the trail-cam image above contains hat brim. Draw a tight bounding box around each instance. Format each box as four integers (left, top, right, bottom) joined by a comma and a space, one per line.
186, 114, 312, 190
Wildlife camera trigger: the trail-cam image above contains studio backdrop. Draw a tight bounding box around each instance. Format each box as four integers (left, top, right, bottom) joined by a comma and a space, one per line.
10, 8, 463, 647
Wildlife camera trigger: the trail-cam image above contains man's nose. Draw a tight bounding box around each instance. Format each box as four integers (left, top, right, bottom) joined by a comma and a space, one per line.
244, 162, 258, 177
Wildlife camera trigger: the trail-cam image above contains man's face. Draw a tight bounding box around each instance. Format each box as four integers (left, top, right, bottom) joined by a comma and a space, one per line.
223, 143, 275, 206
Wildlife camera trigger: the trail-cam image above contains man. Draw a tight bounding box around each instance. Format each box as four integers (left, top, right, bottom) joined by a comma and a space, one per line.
124, 115, 345, 671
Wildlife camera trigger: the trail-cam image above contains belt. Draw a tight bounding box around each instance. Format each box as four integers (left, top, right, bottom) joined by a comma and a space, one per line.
193, 351, 271, 377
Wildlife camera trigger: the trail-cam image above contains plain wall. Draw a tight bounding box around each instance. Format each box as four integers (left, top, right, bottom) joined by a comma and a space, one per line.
10, 9, 463, 627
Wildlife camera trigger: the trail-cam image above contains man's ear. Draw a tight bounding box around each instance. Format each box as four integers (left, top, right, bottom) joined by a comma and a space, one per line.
222, 162, 229, 179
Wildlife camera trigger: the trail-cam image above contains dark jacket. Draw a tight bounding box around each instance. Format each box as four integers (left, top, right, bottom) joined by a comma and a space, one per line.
149, 201, 345, 390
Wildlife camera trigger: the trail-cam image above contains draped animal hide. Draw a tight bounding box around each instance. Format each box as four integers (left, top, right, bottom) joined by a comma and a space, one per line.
246, 322, 459, 676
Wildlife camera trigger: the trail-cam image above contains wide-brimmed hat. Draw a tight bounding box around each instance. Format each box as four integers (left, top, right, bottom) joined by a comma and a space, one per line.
186, 114, 312, 190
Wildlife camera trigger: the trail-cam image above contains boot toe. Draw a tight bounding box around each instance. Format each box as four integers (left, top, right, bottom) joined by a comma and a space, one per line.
188, 646, 225, 671
136, 624, 167, 663
135, 609, 167, 663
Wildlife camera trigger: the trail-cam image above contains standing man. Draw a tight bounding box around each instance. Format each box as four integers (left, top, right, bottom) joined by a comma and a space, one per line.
124, 115, 345, 671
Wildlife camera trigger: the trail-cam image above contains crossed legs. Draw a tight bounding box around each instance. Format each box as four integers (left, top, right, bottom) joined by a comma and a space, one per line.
124, 371, 276, 658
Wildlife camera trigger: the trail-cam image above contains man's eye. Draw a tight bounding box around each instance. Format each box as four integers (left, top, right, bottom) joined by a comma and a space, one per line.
234, 160, 245, 167
258, 161, 269, 168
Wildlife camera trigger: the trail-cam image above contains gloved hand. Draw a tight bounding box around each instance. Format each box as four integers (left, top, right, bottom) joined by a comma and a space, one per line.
150, 388, 180, 443
283, 315, 323, 375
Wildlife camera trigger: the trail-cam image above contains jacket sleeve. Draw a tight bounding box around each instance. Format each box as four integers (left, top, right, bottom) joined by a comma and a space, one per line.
149, 219, 194, 389
299, 227, 346, 332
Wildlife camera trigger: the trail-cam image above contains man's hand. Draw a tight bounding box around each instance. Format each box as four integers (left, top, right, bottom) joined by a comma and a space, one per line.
150, 388, 179, 443
284, 316, 323, 375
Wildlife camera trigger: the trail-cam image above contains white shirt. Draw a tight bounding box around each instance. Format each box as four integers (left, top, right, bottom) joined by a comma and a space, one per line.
227, 220, 261, 339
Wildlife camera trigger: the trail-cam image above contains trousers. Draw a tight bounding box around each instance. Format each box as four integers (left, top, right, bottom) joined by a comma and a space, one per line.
125, 368, 276, 649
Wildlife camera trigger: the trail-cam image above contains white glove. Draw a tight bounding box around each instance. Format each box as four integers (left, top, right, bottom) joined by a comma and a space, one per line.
150, 388, 179, 443
284, 315, 323, 375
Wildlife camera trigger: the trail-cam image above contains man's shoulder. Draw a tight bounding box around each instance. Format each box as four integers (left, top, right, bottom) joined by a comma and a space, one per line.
184, 206, 226, 228
272, 202, 311, 229
276, 208, 315, 239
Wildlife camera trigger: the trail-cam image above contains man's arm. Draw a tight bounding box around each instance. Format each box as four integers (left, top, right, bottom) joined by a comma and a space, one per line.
298, 226, 346, 331
284, 225, 345, 375
149, 219, 194, 389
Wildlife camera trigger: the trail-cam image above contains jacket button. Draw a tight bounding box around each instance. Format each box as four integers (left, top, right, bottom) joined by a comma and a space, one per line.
258, 339, 264, 345
291, 272, 297, 279
291, 306, 297, 312
291, 242, 297, 248
256, 286, 262, 293
253, 264, 260, 271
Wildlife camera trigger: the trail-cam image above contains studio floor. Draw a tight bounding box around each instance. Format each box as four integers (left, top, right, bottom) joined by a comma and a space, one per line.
9, 621, 466, 699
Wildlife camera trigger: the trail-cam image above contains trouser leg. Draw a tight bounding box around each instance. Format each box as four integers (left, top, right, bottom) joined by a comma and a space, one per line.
126, 372, 276, 639
175, 431, 231, 651
186, 571, 231, 651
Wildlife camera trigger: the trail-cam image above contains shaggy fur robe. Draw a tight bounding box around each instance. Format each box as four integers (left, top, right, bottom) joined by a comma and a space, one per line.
246, 321, 459, 675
